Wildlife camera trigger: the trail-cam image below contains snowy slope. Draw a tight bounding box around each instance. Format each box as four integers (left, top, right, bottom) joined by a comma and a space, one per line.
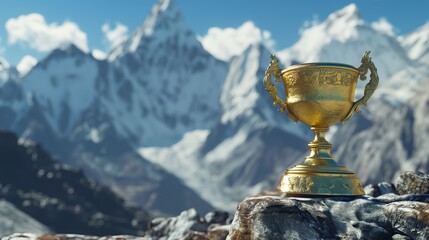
108, 0, 228, 146
0, 58, 27, 131
278, 4, 413, 88
333, 79, 429, 184
22, 44, 99, 136
400, 22, 429, 63
140, 44, 309, 211
377, 64, 429, 104
0, 200, 50, 236
0, 57, 9, 82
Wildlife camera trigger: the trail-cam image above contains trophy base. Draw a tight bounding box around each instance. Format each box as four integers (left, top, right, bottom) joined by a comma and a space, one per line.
277, 164, 365, 196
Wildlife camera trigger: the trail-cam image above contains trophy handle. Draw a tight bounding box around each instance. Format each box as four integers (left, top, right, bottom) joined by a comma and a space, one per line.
341, 51, 379, 124
263, 55, 298, 122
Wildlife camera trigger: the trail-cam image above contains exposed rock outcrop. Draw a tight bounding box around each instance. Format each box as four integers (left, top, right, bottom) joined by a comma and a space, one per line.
227, 172, 429, 240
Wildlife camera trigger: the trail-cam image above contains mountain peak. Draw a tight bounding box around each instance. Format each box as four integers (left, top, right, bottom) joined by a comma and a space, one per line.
157, 0, 176, 11
36, 44, 92, 71
323, 4, 363, 38
109, 0, 190, 59
328, 4, 361, 22
140, 0, 182, 37
47, 44, 89, 61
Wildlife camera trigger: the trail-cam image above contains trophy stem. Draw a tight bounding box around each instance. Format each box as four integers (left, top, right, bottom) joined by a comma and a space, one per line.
304, 127, 339, 167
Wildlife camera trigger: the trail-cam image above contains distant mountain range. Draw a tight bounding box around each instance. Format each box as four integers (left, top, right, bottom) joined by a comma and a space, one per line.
0, 0, 219, 215
0, 0, 428, 213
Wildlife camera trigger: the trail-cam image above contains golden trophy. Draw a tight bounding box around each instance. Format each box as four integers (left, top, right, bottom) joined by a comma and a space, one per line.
264, 51, 378, 196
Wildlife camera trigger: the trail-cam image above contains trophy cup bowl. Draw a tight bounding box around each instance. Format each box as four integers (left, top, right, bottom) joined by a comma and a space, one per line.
283, 63, 359, 127
264, 51, 379, 196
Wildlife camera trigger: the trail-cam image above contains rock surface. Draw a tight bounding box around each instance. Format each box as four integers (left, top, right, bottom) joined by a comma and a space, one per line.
1, 209, 231, 240
227, 172, 429, 240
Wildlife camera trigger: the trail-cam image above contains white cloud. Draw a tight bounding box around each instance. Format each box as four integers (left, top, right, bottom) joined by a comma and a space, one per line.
5, 13, 88, 52
92, 49, 107, 60
371, 17, 395, 36
102, 22, 128, 49
299, 15, 320, 34
17, 55, 38, 76
199, 21, 275, 61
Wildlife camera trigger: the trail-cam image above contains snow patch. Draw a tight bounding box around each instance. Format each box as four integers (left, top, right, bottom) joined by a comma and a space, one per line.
102, 22, 129, 49
0, 56, 10, 82
0, 200, 50, 236
371, 17, 395, 36
91, 49, 107, 60
17, 55, 38, 76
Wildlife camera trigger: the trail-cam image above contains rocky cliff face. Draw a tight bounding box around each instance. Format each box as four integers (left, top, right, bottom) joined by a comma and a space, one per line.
0, 130, 150, 235
227, 171, 429, 240
228, 194, 428, 240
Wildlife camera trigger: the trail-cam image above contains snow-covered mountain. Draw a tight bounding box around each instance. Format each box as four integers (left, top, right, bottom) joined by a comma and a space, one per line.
0, 0, 224, 215
140, 44, 309, 211
108, 0, 228, 147
22, 45, 100, 136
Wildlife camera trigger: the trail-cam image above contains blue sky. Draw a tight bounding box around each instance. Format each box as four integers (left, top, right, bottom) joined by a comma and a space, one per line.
1, 0, 428, 66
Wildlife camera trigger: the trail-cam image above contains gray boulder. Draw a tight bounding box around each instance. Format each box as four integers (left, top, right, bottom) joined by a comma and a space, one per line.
227, 193, 429, 240
145, 208, 230, 240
